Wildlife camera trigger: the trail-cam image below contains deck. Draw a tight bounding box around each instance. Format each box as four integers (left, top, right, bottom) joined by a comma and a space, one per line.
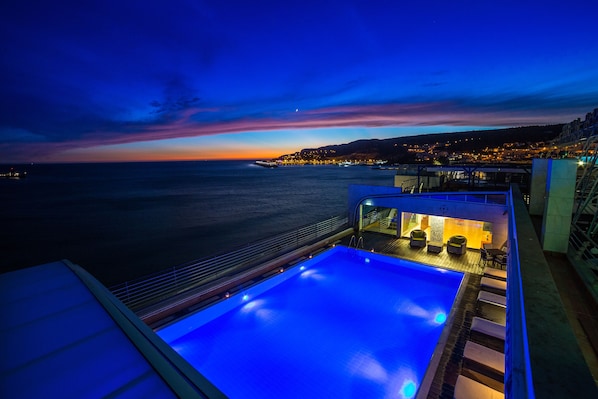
339, 232, 485, 275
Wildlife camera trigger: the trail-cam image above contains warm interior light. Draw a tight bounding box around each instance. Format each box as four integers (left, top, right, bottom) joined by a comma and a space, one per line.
225, 292, 230, 298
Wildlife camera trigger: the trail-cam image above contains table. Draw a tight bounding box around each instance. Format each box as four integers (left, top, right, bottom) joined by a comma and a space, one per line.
427, 241, 443, 253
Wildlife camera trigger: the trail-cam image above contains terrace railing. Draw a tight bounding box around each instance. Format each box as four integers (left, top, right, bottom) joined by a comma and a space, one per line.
110, 215, 348, 313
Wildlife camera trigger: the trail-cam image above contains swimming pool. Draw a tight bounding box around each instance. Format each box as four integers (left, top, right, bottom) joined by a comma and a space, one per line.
158, 246, 464, 398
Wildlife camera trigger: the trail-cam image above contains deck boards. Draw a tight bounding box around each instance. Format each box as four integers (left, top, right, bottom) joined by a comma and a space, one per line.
340, 233, 484, 275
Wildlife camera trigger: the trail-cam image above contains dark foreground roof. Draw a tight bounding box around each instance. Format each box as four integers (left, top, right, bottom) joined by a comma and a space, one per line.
0, 260, 225, 399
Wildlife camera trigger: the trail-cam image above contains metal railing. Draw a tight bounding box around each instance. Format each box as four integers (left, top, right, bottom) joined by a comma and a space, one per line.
110, 215, 348, 313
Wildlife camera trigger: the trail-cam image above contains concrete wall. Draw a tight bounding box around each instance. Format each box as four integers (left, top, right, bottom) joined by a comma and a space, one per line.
529, 158, 549, 215
541, 159, 577, 253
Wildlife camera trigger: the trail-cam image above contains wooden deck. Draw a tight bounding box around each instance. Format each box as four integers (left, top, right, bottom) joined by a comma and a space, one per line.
340, 232, 503, 398
340, 232, 485, 275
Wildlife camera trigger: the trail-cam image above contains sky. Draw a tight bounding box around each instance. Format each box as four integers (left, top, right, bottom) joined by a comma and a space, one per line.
1, 0, 597, 163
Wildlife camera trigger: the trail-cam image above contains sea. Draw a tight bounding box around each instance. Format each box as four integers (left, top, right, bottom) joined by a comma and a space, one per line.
0, 161, 397, 286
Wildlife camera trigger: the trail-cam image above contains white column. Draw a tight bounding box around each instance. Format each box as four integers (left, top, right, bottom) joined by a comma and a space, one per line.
541, 159, 577, 253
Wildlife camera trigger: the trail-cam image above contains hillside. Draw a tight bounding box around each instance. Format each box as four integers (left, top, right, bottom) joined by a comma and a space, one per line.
280, 124, 563, 163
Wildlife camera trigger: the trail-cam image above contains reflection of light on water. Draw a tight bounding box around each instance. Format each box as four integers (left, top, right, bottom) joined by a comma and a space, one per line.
396, 300, 448, 326
240, 299, 276, 322
396, 299, 429, 318
349, 353, 419, 399
241, 299, 265, 313
300, 269, 326, 280
348, 352, 388, 382
365, 258, 370, 263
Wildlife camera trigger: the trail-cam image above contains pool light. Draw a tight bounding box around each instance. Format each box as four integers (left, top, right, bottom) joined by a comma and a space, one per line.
242, 294, 249, 301
300, 265, 305, 271
399, 380, 417, 398
224, 292, 230, 298
434, 312, 447, 324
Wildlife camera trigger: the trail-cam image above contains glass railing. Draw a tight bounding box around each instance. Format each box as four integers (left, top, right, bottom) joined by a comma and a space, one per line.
110, 215, 349, 314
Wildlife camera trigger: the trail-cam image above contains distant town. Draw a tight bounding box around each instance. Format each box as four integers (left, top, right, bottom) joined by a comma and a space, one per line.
275, 107, 597, 166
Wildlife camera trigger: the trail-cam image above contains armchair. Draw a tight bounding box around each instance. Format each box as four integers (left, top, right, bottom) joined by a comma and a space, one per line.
447, 235, 467, 255
409, 229, 427, 248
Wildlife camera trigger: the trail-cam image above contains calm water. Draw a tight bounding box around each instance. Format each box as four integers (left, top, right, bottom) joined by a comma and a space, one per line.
0, 161, 397, 285
158, 247, 464, 398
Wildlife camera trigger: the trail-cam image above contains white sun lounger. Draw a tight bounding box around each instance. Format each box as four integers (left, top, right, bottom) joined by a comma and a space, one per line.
463, 341, 505, 376
454, 375, 504, 399
483, 267, 507, 281
481, 277, 507, 292
471, 316, 506, 339
477, 291, 507, 308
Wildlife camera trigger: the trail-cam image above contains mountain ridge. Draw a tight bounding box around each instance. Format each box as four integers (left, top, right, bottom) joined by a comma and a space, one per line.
280, 124, 563, 163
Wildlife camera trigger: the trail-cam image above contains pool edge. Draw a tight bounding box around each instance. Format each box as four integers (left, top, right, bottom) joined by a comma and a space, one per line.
416, 271, 470, 399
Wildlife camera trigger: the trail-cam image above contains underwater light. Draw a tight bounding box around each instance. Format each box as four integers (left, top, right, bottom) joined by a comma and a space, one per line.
242, 294, 249, 301
365, 258, 370, 263
434, 312, 447, 324
400, 380, 417, 398
300, 265, 305, 271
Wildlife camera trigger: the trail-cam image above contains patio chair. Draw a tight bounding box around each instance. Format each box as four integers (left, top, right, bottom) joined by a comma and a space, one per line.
471, 316, 506, 340
493, 254, 507, 270
463, 340, 505, 377
409, 229, 427, 248
447, 235, 467, 255
483, 266, 507, 281
478, 248, 494, 266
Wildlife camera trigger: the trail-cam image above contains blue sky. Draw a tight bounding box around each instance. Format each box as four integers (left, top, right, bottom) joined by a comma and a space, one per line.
1, 0, 597, 162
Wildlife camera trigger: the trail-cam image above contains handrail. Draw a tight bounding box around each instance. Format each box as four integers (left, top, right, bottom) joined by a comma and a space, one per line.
110, 215, 348, 312
505, 186, 535, 399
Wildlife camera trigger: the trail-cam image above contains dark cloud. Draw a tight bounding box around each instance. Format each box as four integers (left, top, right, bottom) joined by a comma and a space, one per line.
0, 1, 597, 162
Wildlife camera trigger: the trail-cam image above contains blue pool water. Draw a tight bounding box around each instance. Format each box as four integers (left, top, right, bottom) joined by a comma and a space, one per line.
158, 247, 464, 398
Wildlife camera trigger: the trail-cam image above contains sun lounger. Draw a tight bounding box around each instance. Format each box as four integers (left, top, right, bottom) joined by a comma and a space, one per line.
477, 291, 507, 307
481, 277, 507, 293
483, 267, 507, 281
463, 341, 505, 376
471, 317, 506, 339
454, 375, 504, 399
